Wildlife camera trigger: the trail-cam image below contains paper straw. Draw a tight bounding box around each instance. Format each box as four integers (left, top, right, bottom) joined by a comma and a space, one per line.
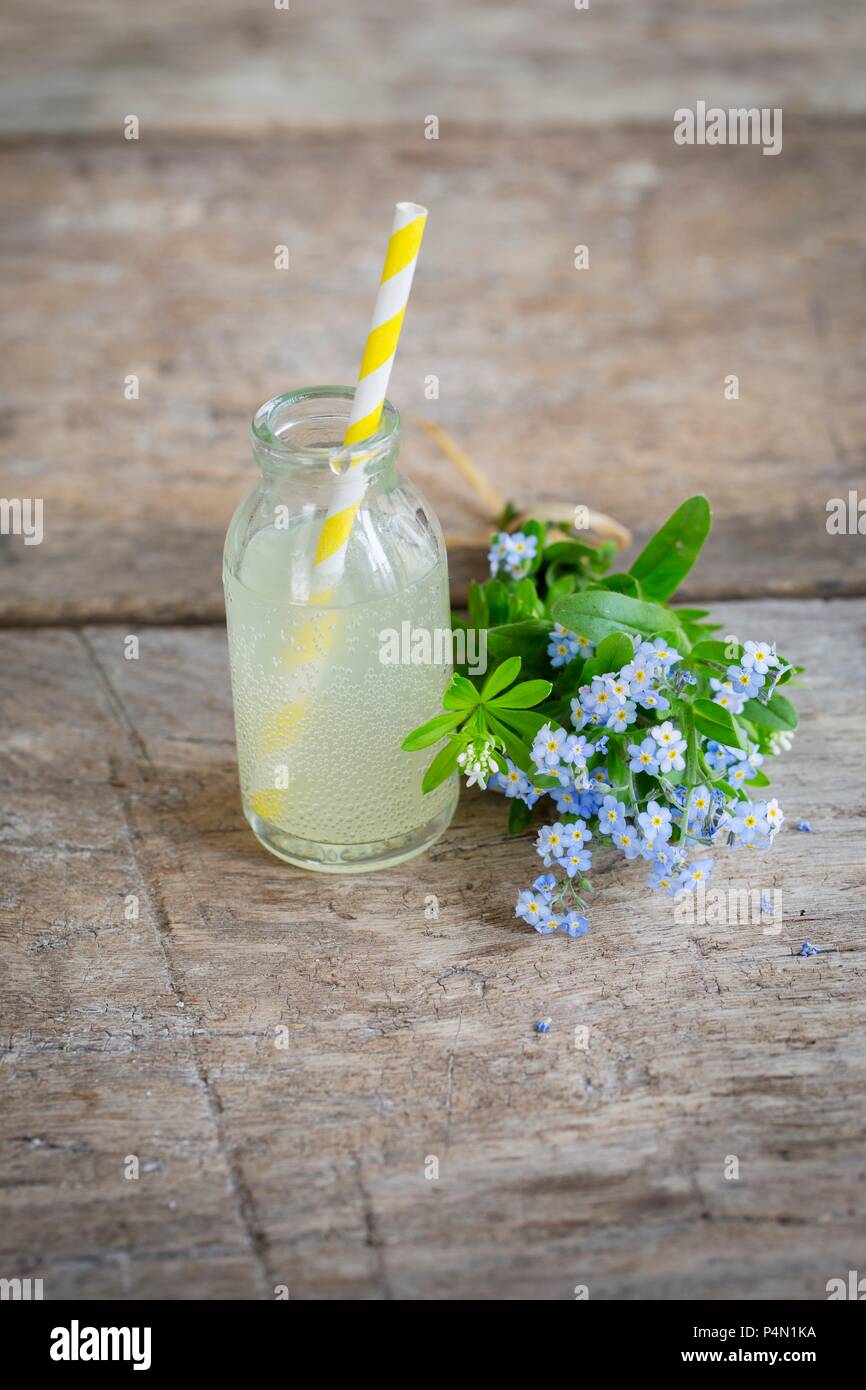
249, 203, 428, 827
313, 201, 427, 586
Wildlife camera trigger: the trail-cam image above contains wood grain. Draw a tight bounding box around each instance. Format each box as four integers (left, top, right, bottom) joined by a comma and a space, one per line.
3, 0, 865, 1304
2, 1, 865, 135
2, 127, 865, 623
2, 600, 864, 1299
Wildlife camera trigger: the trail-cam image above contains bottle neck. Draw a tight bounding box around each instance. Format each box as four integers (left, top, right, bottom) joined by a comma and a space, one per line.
251, 387, 400, 488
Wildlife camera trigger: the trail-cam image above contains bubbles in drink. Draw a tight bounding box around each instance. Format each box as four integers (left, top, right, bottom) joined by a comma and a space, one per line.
225, 520, 455, 862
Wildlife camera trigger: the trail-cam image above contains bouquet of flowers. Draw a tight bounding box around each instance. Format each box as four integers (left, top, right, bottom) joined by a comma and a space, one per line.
402, 495, 801, 938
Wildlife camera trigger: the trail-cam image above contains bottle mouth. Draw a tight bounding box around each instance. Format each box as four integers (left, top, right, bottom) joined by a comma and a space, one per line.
251, 387, 400, 474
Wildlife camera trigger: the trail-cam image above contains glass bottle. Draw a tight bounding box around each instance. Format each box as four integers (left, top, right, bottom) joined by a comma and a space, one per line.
223, 387, 457, 872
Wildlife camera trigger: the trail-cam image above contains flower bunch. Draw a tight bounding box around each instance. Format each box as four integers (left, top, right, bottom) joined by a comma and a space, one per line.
506, 632, 789, 933
403, 495, 801, 941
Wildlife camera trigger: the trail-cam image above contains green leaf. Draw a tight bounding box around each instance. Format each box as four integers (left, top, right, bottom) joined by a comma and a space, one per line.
743, 694, 798, 732
530, 773, 562, 790
421, 739, 462, 794
542, 540, 598, 567
507, 798, 533, 835
545, 572, 577, 611
480, 655, 521, 701
607, 739, 628, 793
552, 590, 681, 646
580, 631, 634, 684
489, 678, 552, 710
591, 540, 618, 572
467, 580, 489, 630
689, 639, 744, 666
683, 622, 719, 647
684, 705, 699, 789
772, 662, 802, 688
485, 579, 510, 625
486, 621, 553, 678
602, 572, 642, 598
509, 576, 544, 621
746, 768, 770, 787
443, 680, 478, 712
401, 710, 467, 752
491, 707, 548, 741
658, 628, 691, 655
484, 711, 533, 773
692, 697, 745, 751
629, 495, 711, 601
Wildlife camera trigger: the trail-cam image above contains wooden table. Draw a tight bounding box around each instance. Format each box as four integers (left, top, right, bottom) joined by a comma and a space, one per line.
2, 2, 865, 1300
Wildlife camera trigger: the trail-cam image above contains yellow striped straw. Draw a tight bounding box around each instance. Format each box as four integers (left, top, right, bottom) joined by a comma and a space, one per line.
313, 201, 428, 586
249, 202, 428, 826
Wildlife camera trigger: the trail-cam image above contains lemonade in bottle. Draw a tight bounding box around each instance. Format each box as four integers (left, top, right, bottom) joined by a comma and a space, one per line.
223, 387, 457, 871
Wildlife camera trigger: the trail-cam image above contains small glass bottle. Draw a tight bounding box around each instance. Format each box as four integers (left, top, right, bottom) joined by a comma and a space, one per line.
223, 387, 458, 872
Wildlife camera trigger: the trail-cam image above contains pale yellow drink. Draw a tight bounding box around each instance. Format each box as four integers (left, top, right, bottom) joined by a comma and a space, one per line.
224, 518, 456, 871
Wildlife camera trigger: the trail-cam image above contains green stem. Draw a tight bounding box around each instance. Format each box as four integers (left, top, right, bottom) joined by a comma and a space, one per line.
680, 704, 698, 845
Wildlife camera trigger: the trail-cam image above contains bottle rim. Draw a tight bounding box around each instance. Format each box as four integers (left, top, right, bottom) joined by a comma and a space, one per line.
251, 387, 400, 475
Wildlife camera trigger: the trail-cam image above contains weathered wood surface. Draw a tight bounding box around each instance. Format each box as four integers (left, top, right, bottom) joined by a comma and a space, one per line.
2, 600, 865, 1299
2, 0, 865, 1305
2, 0, 865, 134
2, 126, 866, 623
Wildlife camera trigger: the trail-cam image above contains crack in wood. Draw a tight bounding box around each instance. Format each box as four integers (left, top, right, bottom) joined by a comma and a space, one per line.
351, 1155, 394, 1301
